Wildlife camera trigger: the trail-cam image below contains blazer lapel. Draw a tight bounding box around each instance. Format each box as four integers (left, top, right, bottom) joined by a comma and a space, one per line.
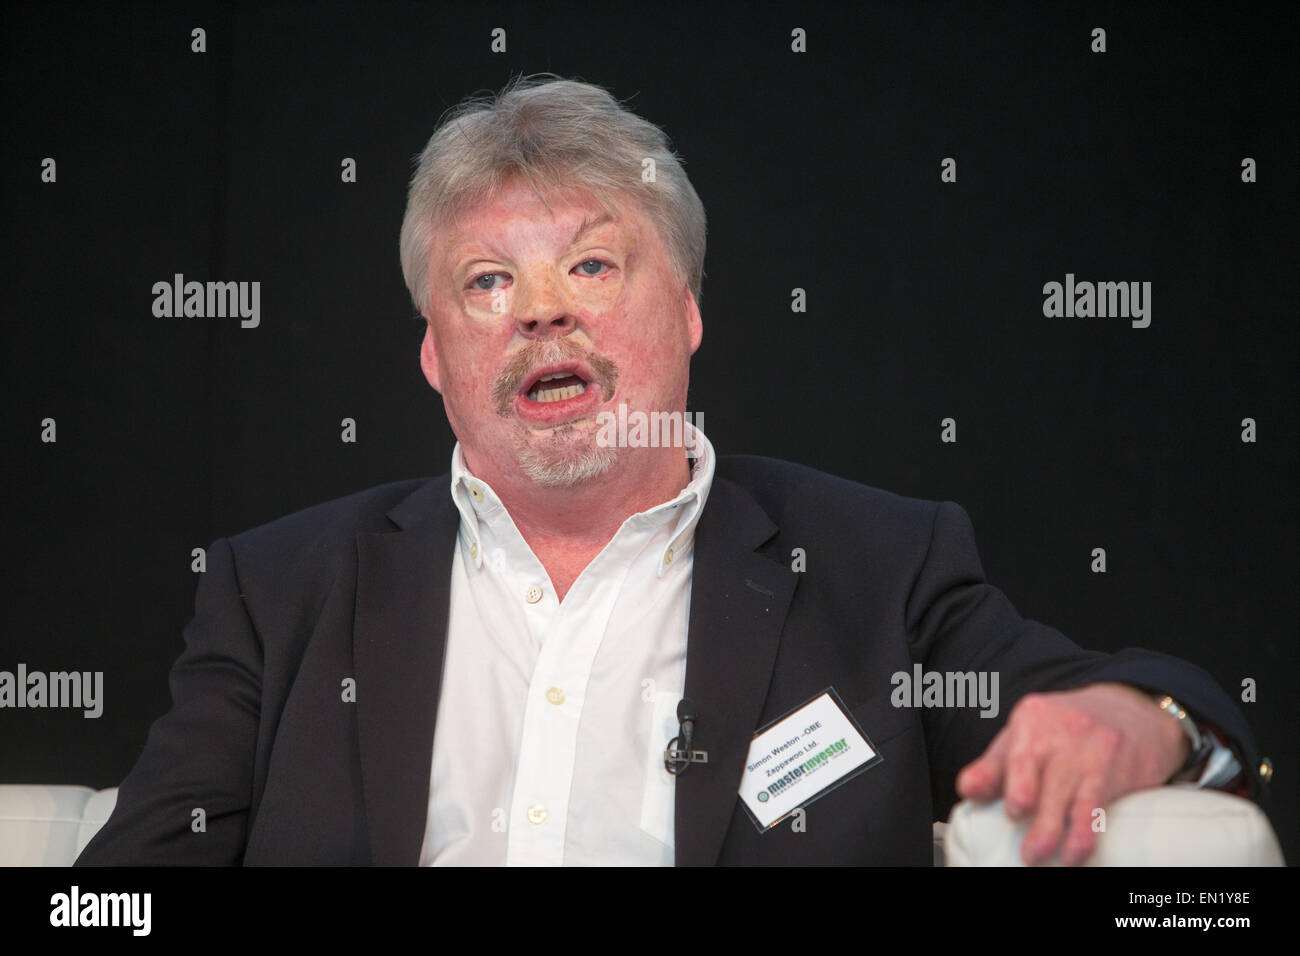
674, 475, 798, 865
352, 477, 459, 866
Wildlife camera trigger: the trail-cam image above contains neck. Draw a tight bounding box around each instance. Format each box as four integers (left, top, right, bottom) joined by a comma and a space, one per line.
467, 447, 691, 554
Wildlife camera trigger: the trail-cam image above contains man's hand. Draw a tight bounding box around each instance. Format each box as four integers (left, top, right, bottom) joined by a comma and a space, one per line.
955, 682, 1191, 866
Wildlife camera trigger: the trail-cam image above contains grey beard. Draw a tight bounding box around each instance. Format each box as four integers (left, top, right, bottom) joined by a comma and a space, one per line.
514, 422, 620, 487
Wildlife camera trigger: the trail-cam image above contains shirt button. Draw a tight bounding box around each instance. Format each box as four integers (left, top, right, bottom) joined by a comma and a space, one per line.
525, 584, 543, 604
526, 805, 548, 825
664, 547, 675, 565
469, 483, 483, 501
469, 542, 478, 559
546, 687, 565, 706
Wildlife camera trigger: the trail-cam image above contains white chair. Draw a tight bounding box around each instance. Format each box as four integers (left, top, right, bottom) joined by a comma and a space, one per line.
0, 785, 119, 866
944, 784, 1285, 865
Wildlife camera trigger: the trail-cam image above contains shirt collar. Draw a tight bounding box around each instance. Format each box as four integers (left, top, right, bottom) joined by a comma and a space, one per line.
448, 421, 716, 577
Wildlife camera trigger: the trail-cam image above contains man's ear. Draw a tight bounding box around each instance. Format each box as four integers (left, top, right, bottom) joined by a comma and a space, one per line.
685, 287, 703, 355
420, 323, 443, 393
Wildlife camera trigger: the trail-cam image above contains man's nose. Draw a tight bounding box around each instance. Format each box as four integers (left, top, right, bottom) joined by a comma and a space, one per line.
512, 273, 578, 340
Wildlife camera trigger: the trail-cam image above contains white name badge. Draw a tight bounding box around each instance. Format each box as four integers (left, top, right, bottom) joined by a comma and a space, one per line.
738, 688, 882, 831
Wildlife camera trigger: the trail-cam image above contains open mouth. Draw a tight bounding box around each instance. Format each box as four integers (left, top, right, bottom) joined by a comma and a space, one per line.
526, 371, 589, 404
512, 361, 604, 425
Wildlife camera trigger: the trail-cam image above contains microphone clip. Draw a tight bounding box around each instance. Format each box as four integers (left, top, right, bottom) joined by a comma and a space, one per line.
664, 697, 709, 774
663, 744, 709, 773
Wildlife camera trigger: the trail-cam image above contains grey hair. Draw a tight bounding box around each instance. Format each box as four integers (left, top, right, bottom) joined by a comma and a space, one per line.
399, 73, 706, 317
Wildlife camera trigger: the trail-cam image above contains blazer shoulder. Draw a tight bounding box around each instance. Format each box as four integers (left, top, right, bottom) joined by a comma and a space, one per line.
714, 454, 944, 540
224, 476, 445, 577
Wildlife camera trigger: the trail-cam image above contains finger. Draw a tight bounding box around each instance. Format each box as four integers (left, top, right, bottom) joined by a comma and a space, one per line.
956, 727, 1011, 800
1059, 773, 1106, 867
1020, 754, 1078, 865
1001, 726, 1043, 820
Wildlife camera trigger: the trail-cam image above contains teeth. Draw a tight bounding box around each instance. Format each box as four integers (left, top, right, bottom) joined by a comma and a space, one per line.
538, 372, 569, 382
527, 382, 587, 403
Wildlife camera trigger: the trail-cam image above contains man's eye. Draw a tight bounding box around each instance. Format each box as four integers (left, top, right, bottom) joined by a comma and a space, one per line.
573, 259, 609, 277
470, 272, 508, 292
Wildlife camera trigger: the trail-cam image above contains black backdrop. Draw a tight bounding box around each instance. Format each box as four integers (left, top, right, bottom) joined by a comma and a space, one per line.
3, 0, 1296, 864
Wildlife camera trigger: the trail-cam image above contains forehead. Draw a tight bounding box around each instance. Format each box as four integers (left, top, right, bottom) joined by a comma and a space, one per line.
435, 180, 645, 257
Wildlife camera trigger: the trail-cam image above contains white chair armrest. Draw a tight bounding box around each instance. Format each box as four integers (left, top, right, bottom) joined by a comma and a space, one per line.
944, 784, 1284, 866
0, 785, 94, 866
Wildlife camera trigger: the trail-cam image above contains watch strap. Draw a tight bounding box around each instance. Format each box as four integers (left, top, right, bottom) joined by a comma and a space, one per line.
1154, 694, 1215, 778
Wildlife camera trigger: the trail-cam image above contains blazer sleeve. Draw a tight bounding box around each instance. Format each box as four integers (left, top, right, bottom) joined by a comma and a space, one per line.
903, 500, 1263, 819
74, 537, 262, 865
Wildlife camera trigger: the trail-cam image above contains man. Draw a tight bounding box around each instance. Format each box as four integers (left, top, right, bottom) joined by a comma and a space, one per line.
76, 74, 1260, 867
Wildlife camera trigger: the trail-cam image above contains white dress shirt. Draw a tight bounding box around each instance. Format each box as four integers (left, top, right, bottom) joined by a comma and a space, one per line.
419, 424, 715, 866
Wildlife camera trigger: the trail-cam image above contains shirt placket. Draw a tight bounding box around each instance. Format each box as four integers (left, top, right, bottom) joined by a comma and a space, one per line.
502, 557, 611, 864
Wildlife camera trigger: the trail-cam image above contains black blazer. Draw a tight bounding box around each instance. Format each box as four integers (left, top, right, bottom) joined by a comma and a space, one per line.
75, 455, 1261, 865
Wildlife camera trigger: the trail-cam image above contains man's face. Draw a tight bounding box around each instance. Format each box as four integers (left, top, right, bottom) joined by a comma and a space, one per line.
420, 177, 702, 488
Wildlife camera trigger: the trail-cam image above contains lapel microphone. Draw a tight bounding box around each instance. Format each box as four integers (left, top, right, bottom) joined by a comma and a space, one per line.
663, 697, 709, 774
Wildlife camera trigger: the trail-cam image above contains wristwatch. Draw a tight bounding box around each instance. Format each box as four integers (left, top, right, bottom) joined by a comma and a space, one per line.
1154, 694, 1216, 779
